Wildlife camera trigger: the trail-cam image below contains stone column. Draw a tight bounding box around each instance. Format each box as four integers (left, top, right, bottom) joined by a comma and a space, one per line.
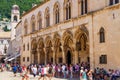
88, 23, 95, 69
43, 48, 47, 65
51, 47, 55, 64
37, 49, 40, 64
31, 50, 33, 63
73, 50, 79, 64
61, 46, 66, 63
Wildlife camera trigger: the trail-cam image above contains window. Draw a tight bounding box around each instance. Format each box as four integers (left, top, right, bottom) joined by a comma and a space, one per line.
32, 23, 35, 32
23, 44, 25, 51
54, 3, 60, 24
14, 16, 17, 22
81, 0, 88, 15
27, 43, 29, 50
100, 27, 105, 43
38, 19, 42, 29
100, 55, 107, 64
64, 0, 71, 20
37, 12, 42, 30
23, 57, 25, 62
45, 7, 50, 27
115, 0, 119, 3
24, 19, 28, 35
24, 25, 27, 35
31, 15, 36, 32
27, 57, 29, 62
110, 0, 119, 5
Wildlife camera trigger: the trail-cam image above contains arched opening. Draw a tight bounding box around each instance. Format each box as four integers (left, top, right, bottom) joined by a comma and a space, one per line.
64, 0, 71, 20
54, 2, 60, 24
63, 30, 73, 64
45, 7, 50, 27
75, 27, 89, 65
14, 16, 17, 22
38, 39, 45, 64
45, 36, 53, 64
66, 50, 71, 65
31, 39, 38, 64
100, 27, 105, 43
40, 49, 45, 64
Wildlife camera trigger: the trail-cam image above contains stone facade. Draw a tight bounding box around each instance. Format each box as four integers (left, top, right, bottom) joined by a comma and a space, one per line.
0, 32, 11, 62
21, 0, 120, 69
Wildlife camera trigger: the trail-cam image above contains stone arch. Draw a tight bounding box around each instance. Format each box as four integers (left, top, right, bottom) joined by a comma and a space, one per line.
62, 30, 73, 46
45, 36, 53, 63
31, 15, 36, 32
24, 19, 28, 35
75, 26, 89, 42
31, 39, 37, 50
38, 38, 45, 64
53, 33, 62, 63
75, 26, 89, 64
62, 30, 74, 64
31, 39, 38, 63
38, 38, 44, 49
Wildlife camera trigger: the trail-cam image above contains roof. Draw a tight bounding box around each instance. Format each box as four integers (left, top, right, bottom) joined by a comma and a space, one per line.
0, 32, 11, 38
22, 0, 50, 17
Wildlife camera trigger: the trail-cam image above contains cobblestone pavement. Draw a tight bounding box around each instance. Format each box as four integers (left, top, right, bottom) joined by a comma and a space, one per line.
0, 71, 79, 80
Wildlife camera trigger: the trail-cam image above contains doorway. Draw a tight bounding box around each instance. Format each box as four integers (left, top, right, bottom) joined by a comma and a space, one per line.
66, 50, 71, 65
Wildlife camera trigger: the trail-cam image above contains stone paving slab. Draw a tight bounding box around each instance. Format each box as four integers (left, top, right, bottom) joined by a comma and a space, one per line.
0, 71, 79, 80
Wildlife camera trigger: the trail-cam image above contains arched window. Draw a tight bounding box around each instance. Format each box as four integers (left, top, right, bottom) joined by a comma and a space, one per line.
31, 15, 36, 32
100, 27, 105, 43
45, 7, 50, 27
14, 16, 17, 22
32, 23, 35, 32
24, 25, 27, 35
37, 12, 42, 30
23, 44, 25, 51
54, 2, 60, 24
80, 0, 87, 15
24, 19, 28, 35
64, 0, 71, 20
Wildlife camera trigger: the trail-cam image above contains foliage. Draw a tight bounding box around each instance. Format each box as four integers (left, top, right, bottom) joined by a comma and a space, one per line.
0, 0, 43, 20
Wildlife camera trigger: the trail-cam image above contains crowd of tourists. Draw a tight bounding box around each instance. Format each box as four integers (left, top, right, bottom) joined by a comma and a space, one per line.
0, 62, 120, 80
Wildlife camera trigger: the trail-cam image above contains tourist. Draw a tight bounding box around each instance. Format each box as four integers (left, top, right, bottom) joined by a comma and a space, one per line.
22, 67, 30, 80
70, 64, 73, 79
31, 65, 37, 77
12, 64, 18, 77
87, 69, 93, 80
62, 64, 66, 78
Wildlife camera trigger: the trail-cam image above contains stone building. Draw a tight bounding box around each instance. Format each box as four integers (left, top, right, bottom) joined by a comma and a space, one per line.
6, 5, 21, 62
21, 0, 120, 69
0, 32, 11, 61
